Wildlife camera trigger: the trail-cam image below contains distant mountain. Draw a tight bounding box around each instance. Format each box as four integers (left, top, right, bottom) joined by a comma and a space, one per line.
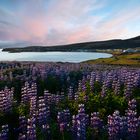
0, 41, 30, 49
2, 36, 140, 52
127, 36, 140, 41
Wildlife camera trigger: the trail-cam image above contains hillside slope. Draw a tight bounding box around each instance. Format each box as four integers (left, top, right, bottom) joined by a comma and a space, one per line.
2, 36, 140, 52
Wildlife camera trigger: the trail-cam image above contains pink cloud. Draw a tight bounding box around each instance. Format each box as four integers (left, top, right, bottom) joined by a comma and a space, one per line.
67, 26, 93, 43
0, 0, 140, 46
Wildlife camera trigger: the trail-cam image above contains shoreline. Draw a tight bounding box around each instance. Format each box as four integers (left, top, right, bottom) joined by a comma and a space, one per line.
1, 48, 140, 67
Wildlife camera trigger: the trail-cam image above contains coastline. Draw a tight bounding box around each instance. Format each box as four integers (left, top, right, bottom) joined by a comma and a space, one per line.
1, 48, 140, 67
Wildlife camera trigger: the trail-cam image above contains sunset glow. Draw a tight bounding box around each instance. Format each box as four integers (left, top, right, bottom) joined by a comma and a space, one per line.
0, 0, 140, 47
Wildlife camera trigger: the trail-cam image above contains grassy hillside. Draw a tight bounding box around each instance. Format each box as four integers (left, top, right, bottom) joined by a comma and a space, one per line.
85, 53, 140, 66
2, 36, 140, 52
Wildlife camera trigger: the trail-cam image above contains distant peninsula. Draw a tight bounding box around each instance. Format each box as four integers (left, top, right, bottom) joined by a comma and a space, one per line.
2, 36, 140, 53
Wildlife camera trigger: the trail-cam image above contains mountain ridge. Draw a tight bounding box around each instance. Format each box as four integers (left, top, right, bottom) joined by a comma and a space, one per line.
2, 36, 140, 52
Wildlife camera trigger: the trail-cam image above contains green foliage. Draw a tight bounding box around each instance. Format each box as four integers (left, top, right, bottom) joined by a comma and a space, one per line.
94, 81, 102, 93
37, 77, 47, 96
50, 121, 60, 140
54, 86, 128, 124
69, 71, 83, 88
11, 79, 23, 103
133, 87, 140, 98
12, 69, 24, 75
86, 126, 108, 140
17, 103, 29, 116
85, 81, 91, 95
46, 75, 61, 94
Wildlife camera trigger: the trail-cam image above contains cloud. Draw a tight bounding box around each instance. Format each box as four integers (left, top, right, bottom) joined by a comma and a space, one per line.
95, 7, 140, 40
0, 0, 140, 46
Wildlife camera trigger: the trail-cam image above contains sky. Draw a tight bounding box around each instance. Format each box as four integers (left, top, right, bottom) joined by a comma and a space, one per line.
0, 0, 140, 47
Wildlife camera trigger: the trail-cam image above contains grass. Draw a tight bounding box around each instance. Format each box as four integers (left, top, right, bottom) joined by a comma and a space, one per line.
84, 52, 140, 66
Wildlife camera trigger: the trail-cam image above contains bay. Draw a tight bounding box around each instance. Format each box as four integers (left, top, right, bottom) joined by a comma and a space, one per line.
0, 49, 112, 62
